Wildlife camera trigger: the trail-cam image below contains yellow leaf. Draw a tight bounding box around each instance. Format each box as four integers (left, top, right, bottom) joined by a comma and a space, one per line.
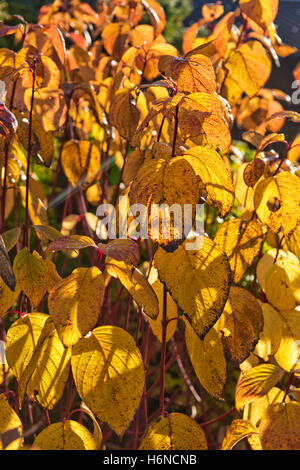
215, 287, 263, 365
222, 41, 271, 105
240, 0, 279, 29
108, 89, 140, 142
6, 313, 48, 381
6, 313, 71, 409
33, 420, 99, 450
243, 159, 265, 188
259, 402, 300, 450
0, 275, 19, 318
214, 218, 263, 282
106, 259, 159, 320
274, 309, 300, 372
221, 419, 259, 450
71, 325, 145, 436
48, 267, 105, 347
0, 394, 23, 450
235, 364, 284, 411
46, 235, 97, 253
287, 134, 300, 164
128, 152, 200, 245
234, 162, 265, 212
33, 224, 62, 241
19, 185, 48, 231
179, 92, 232, 153
148, 277, 178, 343
80, 402, 103, 448
287, 225, 300, 260
254, 303, 283, 361
243, 387, 289, 426
256, 249, 300, 310
13, 248, 49, 308
185, 319, 226, 399
1, 227, 21, 252
61, 140, 101, 188
24, 87, 66, 133
179, 146, 234, 217
159, 53, 216, 93
139, 413, 207, 450
154, 237, 230, 339
254, 171, 300, 239
15, 109, 54, 166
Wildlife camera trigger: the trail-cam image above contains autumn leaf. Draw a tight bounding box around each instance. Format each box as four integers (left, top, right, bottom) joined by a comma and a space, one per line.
235, 364, 284, 411
274, 309, 300, 372
33, 421, 100, 450
256, 249, 300, 310
46, 235, 97, 253
215, 287, 264, 365
147, 271, 178, 343
179, 146, 234, 217
221, 419, 260, 450
214, 218, 263, 282
0, 235, 16, 291
6, 313, 71, 409
254, 172, 300, 239
185, 319, 226, 399
221, 41, 271, 105
13, 248, 51, 308
240, 0, 279, 29
98, 239, 139, 266
178, 92, 232, 153
259, 402, 300, 450
61, 140, 101, 188
106, 259, 159, 320
154, 237, 231, 339
0, 394, 23, 450
71, 325, 145, 436
243, 387, 289, 427
254, 303, 283, 361
48, 267, 105, 347
1, 227, 21, 252
159, 53, 216, 94
108, 89, 140, 142
139, 413, 207, 450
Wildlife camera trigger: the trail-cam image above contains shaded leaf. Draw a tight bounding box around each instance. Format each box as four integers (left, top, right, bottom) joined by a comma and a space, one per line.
214, 218, 263, 283
106, 259, 159, 320
185, 319, 226, 399
216, 287, 264, 366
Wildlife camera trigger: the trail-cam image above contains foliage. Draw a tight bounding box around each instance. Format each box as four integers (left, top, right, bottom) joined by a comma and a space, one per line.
0, 0, 300, 451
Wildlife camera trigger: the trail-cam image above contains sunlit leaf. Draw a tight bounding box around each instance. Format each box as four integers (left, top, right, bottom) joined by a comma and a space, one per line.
154, 237, 231, 339
235, 364, 284, 411
0, 394, 23, 450
33, 420, 99, 450
139, 413, 207, 450
221, 419, 259, 450
48, 267, 105, 347
71, 325, 145, 436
